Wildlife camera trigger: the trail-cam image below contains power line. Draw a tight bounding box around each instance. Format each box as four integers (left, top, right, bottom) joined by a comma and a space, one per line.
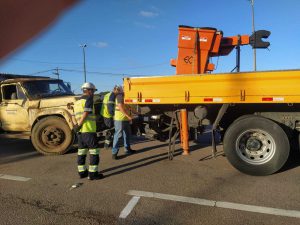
27, 68, 150, 77
8, 58, 82, 65
30, 69, 55, 75
7, 58, 169, 70
59, 68, 146, 77
88, 62, 169, 71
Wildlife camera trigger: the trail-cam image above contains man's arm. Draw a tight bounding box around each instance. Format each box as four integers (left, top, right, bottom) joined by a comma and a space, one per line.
118, 103, 132, 121
129, 106, 140, 115
78, 111, 89, 126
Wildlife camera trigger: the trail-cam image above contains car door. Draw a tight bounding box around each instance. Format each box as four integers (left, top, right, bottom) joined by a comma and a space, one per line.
0, 83, 30, 131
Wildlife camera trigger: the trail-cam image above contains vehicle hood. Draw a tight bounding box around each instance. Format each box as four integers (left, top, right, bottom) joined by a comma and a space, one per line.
38, 95, 81, 109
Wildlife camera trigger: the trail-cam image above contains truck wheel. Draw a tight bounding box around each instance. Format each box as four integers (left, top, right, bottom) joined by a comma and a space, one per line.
234, 114, 256, 122
31, 116, 74, 155
223, 116, 290, 176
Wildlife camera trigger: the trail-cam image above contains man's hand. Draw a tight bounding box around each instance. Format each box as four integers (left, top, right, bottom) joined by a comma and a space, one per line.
73, 124, 82, 133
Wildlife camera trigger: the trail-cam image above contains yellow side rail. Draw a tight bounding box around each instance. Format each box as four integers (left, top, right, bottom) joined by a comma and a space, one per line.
124, 70, 300, 104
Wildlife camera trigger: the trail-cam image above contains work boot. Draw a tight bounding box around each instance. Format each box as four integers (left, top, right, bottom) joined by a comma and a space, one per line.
104, 140, 110, 150
125, 148, 136, 155
88, 172, 104, 180
79, 170, 88, 179
112, 154, 118, 160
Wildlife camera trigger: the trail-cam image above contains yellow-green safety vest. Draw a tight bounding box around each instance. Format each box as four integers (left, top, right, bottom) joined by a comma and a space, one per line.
114, 97, 130, 121
74, 98, 96, 133
100, 92, 114, 119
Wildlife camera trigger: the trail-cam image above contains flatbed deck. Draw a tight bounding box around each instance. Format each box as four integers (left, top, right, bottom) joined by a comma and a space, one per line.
124, 69, 300, 104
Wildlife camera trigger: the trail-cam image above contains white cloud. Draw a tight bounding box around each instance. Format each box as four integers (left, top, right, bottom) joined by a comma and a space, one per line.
93, 41, 108, 48
139, 10, 159, 18
134, 22, 155, 29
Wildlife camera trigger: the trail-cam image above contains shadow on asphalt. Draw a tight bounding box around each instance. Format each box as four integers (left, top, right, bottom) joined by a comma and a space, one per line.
0, 138, 40, 165
101, 139, 213, 178
198, 151, 226, 161
101, 150, 183, 178
66, 136, 154, 155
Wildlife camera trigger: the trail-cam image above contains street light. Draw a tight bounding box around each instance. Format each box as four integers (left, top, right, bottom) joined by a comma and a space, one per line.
249, 0, 256, 71
80, 44, 87, 82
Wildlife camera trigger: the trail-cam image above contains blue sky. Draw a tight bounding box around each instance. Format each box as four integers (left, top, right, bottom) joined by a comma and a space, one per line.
1, 0, 300, 93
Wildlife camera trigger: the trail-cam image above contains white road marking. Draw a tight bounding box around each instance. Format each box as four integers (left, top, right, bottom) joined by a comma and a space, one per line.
127, 190, 214, 207
0, 174, 31, 182
216, 201, 300, 219
119, 196, 140, 219
127, 190, 300, 219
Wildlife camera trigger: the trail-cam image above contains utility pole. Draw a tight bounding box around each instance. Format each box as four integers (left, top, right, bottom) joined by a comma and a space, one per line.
80, 44, 87, 82
249, 0, 256, 71
53, 67, 60, 80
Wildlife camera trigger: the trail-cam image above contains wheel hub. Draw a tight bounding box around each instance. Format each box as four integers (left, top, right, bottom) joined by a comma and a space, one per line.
246, 137, 262, 151
41, 126, 65, 146
236, 129, 276, 165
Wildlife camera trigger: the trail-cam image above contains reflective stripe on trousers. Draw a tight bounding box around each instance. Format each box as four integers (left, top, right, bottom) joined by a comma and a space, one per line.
89, 148, 100, 155
78, 148, 88, 155
78, 148, 100, 155
88, 165, 98, 173
78, 165, 87, 172
77, 148, 100, 173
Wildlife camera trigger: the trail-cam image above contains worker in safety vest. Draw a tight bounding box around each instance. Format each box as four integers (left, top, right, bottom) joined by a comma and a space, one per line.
100, 85, 122, 149
111, 87, 137, 160
73, 82, 103, 180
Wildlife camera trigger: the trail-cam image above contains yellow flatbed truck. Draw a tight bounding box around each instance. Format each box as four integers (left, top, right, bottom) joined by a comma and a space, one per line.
123, 26, 300, 176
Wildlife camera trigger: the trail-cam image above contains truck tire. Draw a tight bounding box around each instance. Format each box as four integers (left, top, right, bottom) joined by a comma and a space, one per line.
234, 114, 256, 123
31, 116, 74, 155
223, 116, 290, 176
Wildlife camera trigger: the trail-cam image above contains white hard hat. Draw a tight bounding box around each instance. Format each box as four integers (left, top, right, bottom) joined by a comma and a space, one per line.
81, 82, 97, 91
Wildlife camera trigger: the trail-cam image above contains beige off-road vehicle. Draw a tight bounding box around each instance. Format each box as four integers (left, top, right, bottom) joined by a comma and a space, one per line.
0, 77, 78, 155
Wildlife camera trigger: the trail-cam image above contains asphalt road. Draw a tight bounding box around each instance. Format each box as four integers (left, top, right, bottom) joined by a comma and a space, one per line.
0, 133, 300, 225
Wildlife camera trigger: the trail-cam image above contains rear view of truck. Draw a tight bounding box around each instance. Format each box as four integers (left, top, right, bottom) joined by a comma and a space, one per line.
124, 25, 300, 176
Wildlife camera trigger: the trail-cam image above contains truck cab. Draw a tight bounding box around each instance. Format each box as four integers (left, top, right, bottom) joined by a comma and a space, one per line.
0, 77, 78, 155
0, 80, 30, 131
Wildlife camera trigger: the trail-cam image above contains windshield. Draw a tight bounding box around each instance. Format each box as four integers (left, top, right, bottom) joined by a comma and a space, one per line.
22, 80, 74, 99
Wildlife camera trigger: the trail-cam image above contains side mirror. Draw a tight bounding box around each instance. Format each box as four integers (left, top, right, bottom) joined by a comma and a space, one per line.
250, 30, 271, 49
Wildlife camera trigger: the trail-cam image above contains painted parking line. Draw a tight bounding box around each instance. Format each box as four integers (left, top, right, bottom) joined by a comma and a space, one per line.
0, 174, 31, 182
127, 190, 300, 219
119, 196, 141, 219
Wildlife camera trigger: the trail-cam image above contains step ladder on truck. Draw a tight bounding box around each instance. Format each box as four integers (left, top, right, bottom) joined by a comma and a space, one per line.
123, 25, 300, 176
